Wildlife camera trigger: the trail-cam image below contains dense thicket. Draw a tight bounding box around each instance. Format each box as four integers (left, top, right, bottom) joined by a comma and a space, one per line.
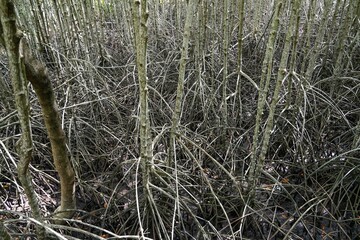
0, 0, 359, 239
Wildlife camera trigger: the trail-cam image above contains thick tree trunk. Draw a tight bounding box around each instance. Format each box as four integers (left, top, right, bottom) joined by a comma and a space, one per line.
22, 36, 76, 222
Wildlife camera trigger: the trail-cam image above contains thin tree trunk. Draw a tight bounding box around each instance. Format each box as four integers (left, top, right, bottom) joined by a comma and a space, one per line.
130, 0, 152, 236
0, 0, 46, 238
300, 0, 316, 75
220, 0, 230, 132
304, 0, 331, 82
169, 0, 196, 166
1, 0, 76, 223
332, 0, 353, 79
257, 0, 300, 175
247, 0, 283, 204
235, 0, 245, 124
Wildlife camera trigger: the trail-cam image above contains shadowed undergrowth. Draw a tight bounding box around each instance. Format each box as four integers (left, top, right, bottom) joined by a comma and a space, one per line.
0, 0, 359, 239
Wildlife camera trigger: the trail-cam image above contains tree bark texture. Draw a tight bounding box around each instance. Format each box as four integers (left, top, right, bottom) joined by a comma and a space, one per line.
23, 37, 76, 221
0, 0, 46, 238
0, 0, 75, 222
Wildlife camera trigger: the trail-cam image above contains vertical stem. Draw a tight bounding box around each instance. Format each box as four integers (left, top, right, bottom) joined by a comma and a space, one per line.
131, 0, 153, 237
235, 0, 245, 124
258, 0, 300, 171
252, 0, 264, 39
131, 0, 152, 187
285, 4, 300, 109
0, 1, 45, 238
247, 0, 283, 203
332, 0, 353, 78
304, 0, 331, 82
169, 0, 196, 166
23, 41, 76, 222
221, 0, 230, 130
300, 0, 316, 75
